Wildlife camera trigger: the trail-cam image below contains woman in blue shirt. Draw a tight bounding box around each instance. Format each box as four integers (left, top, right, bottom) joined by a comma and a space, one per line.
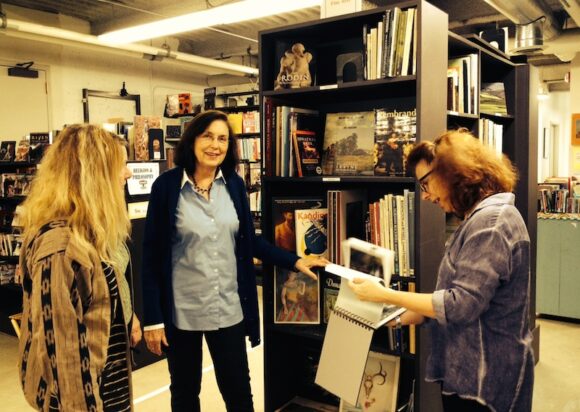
349, 129, 534, 412
141, 110, 327, 412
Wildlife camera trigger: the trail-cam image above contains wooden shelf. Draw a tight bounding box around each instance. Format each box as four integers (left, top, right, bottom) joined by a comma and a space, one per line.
215, 105, 260, 112
447, 111, 479, 119
263, 176, 415, 184
0, 162, 38, 168
0, 256, 19, 263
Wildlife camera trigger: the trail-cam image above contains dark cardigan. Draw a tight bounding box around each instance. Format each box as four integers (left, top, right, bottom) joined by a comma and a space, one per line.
141, 166, 298, 346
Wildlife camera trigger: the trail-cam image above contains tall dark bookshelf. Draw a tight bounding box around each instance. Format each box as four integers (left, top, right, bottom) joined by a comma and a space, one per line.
447, 32, 539, 359
259, 2, 448, 411
0, 161, 37, 336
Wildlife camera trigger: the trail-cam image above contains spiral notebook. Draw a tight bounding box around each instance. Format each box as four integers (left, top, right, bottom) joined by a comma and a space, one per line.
315, 261, 406, 405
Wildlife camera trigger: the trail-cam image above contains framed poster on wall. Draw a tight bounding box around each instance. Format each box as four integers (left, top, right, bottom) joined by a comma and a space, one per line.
572, 113, 580, 146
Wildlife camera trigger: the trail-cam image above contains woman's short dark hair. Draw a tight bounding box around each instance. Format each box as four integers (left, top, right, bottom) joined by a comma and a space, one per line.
174, 110, 239, 176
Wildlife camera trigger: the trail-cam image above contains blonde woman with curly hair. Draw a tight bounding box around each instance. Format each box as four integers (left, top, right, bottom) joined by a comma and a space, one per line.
349, 129, 534, 412
17, 124, 142, 411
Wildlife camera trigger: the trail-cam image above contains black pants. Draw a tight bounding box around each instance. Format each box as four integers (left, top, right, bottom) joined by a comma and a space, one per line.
442, 393, 491, 412
165, 321, 254, 412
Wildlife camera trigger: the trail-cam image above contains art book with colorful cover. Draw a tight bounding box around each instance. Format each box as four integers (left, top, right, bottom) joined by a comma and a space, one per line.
274, 267, 320, 325
133, 116, 161, 161
322, 273, 340, 324
272, 197, 324, 253
293, 130, 323, 177
295, 207, 328, 259
373, 107, 416, 176
480, 82, 508, 115
321, 111, 375, 176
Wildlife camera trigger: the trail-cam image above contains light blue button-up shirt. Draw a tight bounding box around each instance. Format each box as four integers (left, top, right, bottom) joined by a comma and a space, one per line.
171, 169, 243, 331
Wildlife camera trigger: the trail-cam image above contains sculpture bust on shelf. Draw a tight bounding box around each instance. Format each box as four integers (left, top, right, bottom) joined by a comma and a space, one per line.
274, 43, 313, 90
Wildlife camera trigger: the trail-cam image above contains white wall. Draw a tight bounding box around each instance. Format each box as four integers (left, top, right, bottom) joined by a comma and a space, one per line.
537, 91, 571, 181
0, 34, 214, 139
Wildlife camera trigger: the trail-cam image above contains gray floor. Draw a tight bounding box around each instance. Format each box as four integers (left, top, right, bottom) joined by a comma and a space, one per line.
1, 290, 579, 411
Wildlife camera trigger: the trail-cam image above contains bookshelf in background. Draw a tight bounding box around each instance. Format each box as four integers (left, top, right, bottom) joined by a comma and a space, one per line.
447, 30, 539, 360
216, 90, 263, 235
259, 2, 448, 411
0, 160, 38, 336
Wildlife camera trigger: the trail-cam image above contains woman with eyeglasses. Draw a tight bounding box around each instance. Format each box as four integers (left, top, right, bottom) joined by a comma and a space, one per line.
141, 110, 328, 412
349, 129, 534, 412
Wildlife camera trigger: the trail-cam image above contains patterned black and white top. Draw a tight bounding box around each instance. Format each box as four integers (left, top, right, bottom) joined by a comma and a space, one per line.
18, 221, 133, 411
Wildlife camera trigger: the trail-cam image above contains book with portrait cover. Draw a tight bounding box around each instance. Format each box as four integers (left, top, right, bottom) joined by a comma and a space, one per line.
0, 141, 16, 162
272, 197, 324, 253
373, 107, 416, 176
274, 267, 320, 325
321, 111, 375, 176
295, 207, 328, 259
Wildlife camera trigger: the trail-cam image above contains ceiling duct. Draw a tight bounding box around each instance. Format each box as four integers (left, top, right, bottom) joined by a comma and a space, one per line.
484, 0, 561, 40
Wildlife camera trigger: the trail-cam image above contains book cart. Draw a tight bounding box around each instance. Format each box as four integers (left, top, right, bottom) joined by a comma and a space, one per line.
258, 1, 538, 411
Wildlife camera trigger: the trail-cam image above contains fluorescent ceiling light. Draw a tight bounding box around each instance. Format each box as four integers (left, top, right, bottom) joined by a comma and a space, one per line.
99, 0, 321, 44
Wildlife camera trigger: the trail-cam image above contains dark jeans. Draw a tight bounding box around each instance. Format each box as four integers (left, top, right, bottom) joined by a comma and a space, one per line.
442, 393, 491, 412
165, 321, 254, 412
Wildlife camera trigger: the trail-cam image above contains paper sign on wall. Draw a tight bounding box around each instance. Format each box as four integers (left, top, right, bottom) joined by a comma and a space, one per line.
128, 201, 149, 220
127, 162, 159, 195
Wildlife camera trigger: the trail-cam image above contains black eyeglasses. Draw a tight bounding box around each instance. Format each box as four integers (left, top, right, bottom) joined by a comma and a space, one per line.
418, 169, 433, 193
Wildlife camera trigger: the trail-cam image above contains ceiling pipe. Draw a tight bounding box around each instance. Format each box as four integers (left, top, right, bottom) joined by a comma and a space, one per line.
0, 17, 259, 77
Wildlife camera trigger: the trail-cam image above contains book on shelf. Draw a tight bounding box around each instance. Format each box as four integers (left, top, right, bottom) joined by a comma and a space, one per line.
447, 54, 478, 114
204, 87, 216, 110
322, 111, 375, 176
273, 41, 315, 90
295, 208, 328, 259
293, 130, 323, 177
480, 82, 508, 115
148, 128, 164, 160
133, 116, 161, 161
272, 197, 325, 253
374, 107, 416, 176
323, 272, 340, 324
227, 113, 244, 135
29, 132, 50, 163
368, 191, 414, 276
274, 267, 320, 324
242, 111, 260, 134
327, 189, 367, 264
15, 139, 30, 162
362, 6, 416, 80
478, 118, 503, 155
0, 141, 16, 162
316, 239, 405, 405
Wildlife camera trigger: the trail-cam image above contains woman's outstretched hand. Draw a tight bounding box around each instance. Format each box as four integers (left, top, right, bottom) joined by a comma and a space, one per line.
348, 278, 390, 302
294, 256, 331, 280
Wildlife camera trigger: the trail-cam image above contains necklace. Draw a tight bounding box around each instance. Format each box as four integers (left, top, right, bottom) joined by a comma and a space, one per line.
192, 176, 212, 195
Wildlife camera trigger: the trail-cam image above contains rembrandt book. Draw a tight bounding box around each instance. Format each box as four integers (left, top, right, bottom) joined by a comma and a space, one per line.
374, 108, 416, 176
133, 116, 161, 161
321, 111, 375, 176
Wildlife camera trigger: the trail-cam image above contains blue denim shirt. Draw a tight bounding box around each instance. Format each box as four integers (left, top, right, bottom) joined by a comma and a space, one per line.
426, 193, 534, 412
171, 169, 243, 331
